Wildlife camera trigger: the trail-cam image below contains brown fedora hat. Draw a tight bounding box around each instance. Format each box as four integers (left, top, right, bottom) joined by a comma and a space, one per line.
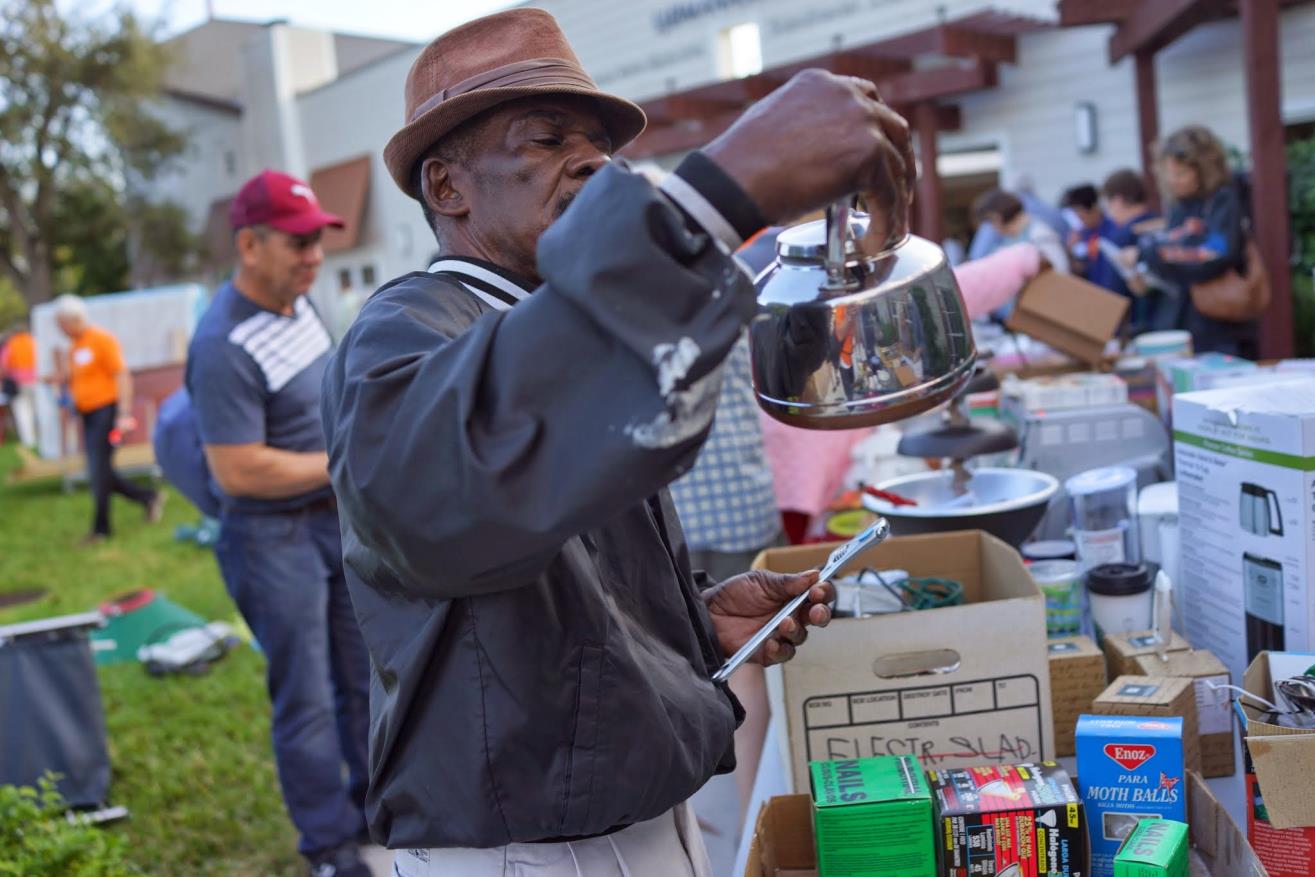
384, 8, 646, 199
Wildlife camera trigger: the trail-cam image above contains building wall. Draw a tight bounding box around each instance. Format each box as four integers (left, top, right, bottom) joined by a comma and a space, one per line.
137, 99, 245, 230
540, 0, 1057, 101
937, 4, 1315, 204
295, 48, 433, 320
163, 19, 263, 102
149, 2, 1315, 311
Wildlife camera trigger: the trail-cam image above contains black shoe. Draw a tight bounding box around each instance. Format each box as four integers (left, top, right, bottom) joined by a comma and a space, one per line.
306, 842, 372, 877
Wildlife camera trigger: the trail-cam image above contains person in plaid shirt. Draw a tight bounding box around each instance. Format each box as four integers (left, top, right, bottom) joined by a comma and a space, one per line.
668, 337, 780, 581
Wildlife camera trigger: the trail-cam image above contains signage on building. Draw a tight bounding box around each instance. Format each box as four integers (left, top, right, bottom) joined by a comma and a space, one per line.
653, 0, 765, 34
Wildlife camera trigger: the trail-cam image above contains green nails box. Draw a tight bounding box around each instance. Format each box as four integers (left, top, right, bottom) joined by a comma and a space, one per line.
1113, 818, 1188, 877
809, 756, 936, 877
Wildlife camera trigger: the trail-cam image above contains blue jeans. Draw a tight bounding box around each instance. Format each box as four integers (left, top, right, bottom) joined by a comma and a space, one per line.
215, 502, 370, 857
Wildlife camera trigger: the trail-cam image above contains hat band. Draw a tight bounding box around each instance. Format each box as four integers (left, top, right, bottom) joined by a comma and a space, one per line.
408, 58, 599, 123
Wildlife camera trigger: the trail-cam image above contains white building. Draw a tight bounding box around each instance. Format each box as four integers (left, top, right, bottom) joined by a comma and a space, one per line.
143, 2, 1315, 321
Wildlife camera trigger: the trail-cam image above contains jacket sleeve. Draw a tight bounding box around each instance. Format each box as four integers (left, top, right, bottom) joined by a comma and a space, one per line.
1140, 187, 1244, 285
325, 164, 759, 599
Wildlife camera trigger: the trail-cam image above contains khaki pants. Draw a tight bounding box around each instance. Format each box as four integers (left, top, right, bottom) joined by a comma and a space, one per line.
391, 804, 713, 877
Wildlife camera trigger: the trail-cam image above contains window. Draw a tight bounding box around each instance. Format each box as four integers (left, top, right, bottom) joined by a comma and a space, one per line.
338, 268, 352, 292
717, 23, 762, 80
361, 264, 377, 287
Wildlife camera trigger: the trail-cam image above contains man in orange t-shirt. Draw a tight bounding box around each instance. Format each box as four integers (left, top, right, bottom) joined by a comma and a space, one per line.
0, 322, 38, 447
53, 295, 163, 545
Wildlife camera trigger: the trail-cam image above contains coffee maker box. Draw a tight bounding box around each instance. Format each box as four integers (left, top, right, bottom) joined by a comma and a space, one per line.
1049, 636, 1109, 757
1131, 649, 1233, 778
1102, 631, 1191, 680
1172, 381, 1315, 686
1090, 676, 1200, 776
1075, 715, 1187, 877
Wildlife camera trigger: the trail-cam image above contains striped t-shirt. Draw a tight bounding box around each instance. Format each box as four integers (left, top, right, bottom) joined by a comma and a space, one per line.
186, 281, 334, 513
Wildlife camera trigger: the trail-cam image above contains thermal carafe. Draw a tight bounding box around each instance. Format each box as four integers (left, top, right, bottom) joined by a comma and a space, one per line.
1243, 552, 1285, 660
1239, 482, 1283, 537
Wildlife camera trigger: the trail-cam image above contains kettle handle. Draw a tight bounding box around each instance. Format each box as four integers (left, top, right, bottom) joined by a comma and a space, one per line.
1268, 489, 1284, 536
824, 198, 852, 289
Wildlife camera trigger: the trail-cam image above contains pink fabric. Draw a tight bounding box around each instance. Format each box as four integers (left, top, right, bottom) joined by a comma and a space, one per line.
758, 411, 873, 517
952, 242, 1042, 320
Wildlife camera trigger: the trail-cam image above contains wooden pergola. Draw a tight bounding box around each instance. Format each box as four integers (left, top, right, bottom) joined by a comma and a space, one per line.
621, 11, 1049, 245
1058, 0, 1303, 358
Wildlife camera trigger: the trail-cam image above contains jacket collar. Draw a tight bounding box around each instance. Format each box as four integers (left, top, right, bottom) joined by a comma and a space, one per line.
427, 255, 534, 312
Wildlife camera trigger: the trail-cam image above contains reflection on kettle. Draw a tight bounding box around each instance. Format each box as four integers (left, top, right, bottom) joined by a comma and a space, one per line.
1239, 482, 1283, 537
750, 199, 976, 430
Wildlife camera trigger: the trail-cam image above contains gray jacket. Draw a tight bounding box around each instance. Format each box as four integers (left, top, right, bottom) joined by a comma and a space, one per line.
322, 161, 761, 849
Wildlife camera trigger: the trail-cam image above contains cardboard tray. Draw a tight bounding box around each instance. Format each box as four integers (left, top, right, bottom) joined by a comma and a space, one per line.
1241, 653, 1315, 830
742, 773, 1266, 877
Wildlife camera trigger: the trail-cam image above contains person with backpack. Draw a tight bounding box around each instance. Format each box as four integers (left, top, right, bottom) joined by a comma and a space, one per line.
185, 170, 372, 877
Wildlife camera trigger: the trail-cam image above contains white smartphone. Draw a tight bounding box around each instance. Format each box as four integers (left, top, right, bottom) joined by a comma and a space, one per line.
710, 517, 889, 683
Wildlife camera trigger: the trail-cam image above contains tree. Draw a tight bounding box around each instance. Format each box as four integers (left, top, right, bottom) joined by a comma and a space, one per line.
0, 1, 186, 307
51, 176, 131, 297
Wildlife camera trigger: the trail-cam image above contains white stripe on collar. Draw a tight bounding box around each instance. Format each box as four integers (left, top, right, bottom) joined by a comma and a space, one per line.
428, 259, 531, 307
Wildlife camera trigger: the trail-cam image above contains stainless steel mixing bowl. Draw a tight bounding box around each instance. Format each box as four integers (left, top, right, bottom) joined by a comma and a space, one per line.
861, 467, 1061, 547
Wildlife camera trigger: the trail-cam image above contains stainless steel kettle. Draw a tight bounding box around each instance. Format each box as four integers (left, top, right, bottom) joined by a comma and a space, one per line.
749, 198, 977, 429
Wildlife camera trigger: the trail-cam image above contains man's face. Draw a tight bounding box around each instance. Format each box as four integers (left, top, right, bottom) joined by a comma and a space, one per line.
56, 315, 84, 339
435, 96, 613, 280
240, 227, 325, 299
1104, 196, 1137, 225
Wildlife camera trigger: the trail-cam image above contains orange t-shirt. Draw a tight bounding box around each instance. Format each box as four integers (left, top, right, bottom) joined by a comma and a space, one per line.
68, 325, 125, 413
0, 331, 36, 383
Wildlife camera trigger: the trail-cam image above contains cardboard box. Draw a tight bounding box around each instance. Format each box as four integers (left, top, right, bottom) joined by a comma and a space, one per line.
1239, 653, 1315, 877
1239, 653, 1315, 833
1075, 714, 1188, 877
1102, 631, 1192, 680
1132, 650, 1234, 777
1154, 354, 1257, 424
1050, 636, 1109, 757
1113, 819, 1189, 877
809, 756, 935, 877
742, 774, 1267, 877
926, 761, 1086, 877
1173, 382, 1315, 687
1091, 676, 1201, 775
1006, 270, 1129, 365
754, 531, 1054, 791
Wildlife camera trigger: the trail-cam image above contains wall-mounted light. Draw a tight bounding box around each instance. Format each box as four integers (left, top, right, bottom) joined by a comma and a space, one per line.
1074, 101, 1098, 154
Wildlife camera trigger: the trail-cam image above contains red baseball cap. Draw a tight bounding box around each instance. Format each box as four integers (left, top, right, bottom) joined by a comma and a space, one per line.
229, 170, 345, 235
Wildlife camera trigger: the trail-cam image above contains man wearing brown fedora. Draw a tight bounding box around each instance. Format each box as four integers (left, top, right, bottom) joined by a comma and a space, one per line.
322, 8, 914, 875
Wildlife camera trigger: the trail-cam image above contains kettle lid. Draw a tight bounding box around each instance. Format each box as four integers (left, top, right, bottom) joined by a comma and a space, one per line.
775, 214, 868, 261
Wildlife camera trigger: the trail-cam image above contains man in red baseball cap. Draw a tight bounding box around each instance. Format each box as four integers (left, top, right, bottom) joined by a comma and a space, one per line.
182, 170, 372, 877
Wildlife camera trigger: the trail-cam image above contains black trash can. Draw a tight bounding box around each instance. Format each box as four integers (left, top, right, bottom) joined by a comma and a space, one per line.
0, 612, 111, 807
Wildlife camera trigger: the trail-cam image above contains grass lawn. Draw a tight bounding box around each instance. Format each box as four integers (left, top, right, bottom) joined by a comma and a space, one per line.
0, 442, 304, 875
